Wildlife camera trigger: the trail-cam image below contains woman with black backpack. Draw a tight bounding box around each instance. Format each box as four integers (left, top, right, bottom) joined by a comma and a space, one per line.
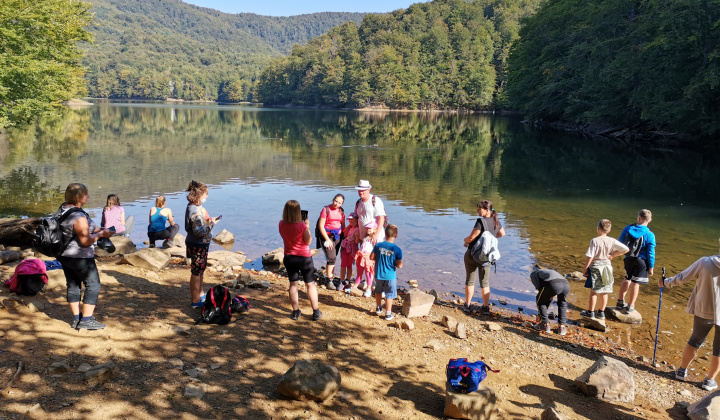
57, 183, 114, 330
315, 194, 345, 289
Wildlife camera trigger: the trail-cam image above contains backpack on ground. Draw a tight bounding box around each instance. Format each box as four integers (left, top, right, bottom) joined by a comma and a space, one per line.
355, 196, 389, 228
470, 219, 500, 269
197, 285, 233, 325
623, 224, 645, 258
4, 259, 48, 296
231, 295, 250, 314
32, 206, 85, 257
446, 358, 499, 393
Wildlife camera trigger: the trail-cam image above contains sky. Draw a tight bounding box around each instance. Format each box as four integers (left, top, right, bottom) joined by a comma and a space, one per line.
182, 0, 421, 17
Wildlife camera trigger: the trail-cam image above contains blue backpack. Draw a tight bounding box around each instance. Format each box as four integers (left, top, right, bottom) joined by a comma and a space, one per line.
446, 358, 498, 393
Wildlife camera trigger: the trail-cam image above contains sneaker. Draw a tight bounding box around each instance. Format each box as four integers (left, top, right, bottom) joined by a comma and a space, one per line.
385, 312, 395, 321
149, 243, 156, 248
312, 309, 323, 321
702, 378, 718, 391
190, 300, 204, 308
622, 305, 636, 315
162, 239, 173, 248
615, 300, 625, 309
481, 305, 491, 315
376, 306, 384, 316
290, 309, 301, 320
558, 325, 568, 336
596, 310, 606, 320
532, 322, 551, 333
345, 287, 352, 295
580, 310, 595, 319
326, 282, 336, 291
675, 367, 687, 381
359, 280, 367, 290
70, 318, 80, 329
77, 318, 106, 330
462, 304, 471, 314
363, 289, 372, 298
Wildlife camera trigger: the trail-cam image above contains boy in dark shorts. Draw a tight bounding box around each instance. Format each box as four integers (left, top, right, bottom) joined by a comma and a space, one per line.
371, 224, 403, 321
617, 209, 656, 314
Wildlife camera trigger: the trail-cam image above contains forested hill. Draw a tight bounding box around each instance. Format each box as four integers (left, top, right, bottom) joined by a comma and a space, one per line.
255, 0, 543, 110
82, 0, 365, 101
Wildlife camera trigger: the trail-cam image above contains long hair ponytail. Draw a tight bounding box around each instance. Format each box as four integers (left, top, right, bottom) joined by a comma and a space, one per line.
478, 200, 500, 231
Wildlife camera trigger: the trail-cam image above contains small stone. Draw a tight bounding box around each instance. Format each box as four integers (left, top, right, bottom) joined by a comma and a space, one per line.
277, 359, 341, 402
186, 368, 207, 378
247, 280, 272, 290
27, 302, 44, 312
442, 315, 458, 330
394, 319, 415, 330
210, 364, 220, 370
85, 362, 118, 386
541, 407, 568, 420
172, 325, 191, 335
424, 339, 444, 351
47, 360, 71, 375
485, 322, 502, 332
184, 383, 206, 399
77, 363, 92, 373
679, 389, 693, 397
26, 403, 46, 417
169, 358, 184, 369
455, 323, 467, 339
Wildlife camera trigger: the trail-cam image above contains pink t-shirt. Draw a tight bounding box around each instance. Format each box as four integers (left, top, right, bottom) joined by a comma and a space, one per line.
279, 221, 311, 257
320, 206, 344, 231
102, 206, 125, 233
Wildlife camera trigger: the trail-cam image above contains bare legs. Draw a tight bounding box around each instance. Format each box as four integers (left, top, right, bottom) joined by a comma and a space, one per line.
618, 280, 640, 307
289, 281, 319, 311
680, 343, 720, 382
69, 302, 95, 318
190, 274, 203, 303
465, 285, 491, 307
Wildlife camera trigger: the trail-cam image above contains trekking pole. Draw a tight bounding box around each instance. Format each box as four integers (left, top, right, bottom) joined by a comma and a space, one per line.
652, 267, 665, 366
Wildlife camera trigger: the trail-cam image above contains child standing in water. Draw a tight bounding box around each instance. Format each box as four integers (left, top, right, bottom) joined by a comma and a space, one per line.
347, 221, 377, 297
339, 213, 359, 292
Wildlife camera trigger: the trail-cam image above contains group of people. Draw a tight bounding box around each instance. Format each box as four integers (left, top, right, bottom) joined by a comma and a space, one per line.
52, 181, 720, 392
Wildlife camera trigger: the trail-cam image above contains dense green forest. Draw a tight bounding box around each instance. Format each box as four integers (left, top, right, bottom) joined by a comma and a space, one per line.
255, 0, 543, 109
507, 0, 720, 137
82, 0, 365, 101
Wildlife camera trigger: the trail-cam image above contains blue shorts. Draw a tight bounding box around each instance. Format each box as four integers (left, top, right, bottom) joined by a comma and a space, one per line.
374, 279, 397, 299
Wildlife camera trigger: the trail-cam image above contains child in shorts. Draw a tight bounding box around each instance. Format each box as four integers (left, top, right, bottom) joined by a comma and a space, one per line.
616, 209, 656, 314
371, 224, 403, 320
580, 219, 629, 319
339, 213, 359, 291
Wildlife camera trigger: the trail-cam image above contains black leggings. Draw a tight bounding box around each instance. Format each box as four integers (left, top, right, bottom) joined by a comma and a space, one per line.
148, 224, 180, 245
57, 256, 101, 305
536, 279, 570, 325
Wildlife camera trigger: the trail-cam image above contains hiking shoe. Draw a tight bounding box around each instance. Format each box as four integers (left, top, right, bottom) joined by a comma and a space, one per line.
596, 310, 606, 319
481, 306, 491, 315
326, 281, 336, 291
77, 318, 106, 330
290, 309, 301, 320
558, 325, 568, 336
345, 287, 352, 295
702, 378, 718, 391
376, 306, 384, 316
616, 300, 625, 309
532, 323, 551, 333
70, 318, 80, 329
622, 305, 636, 315
162, 239, 173, 248
149, 243, 156, 248
385, 312, 395, 321
363, 289, 372, 298
580, 310, 595, 319
359, 280, 367, 290
675, 367, 687, 381
190, 300, 204, 308
462, 304, 471, 314
312, 309, 323, 321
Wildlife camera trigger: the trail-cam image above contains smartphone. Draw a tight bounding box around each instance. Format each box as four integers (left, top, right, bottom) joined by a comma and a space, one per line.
216, 215, 222, 220
108, 226, 116, 232
301, 210, 308, 221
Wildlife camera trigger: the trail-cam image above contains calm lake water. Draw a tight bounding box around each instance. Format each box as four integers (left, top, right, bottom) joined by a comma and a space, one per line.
2, 101, 720, 361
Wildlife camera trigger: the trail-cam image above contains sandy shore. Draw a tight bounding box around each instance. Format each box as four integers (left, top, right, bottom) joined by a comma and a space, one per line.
0, 257, 704, 419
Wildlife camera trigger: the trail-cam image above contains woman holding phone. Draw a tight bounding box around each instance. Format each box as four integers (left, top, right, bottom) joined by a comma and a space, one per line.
280, 200, 322, 321
184, 180, 220, 308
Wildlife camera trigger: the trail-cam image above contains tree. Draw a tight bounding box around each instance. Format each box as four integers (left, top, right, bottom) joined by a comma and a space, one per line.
0, 0, 93, 127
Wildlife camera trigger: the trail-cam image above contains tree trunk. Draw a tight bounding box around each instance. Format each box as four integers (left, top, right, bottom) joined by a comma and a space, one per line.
0, 218, 41, 247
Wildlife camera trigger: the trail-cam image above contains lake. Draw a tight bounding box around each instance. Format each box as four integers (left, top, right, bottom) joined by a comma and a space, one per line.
2, 100, 720, 360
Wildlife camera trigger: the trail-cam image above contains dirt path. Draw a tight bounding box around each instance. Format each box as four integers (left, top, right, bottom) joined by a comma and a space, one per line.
0, 259, 703, 419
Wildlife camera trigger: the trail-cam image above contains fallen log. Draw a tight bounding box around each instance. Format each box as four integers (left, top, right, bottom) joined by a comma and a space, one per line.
0, 218, 41, 247
0, 249, 34, 264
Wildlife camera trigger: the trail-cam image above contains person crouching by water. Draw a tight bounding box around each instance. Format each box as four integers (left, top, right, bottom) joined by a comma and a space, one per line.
184, 181, 220, 308
57, 183, 114, 330
148, 196, 180, 248
279, 200, 322, 321
463, 200, 505, 315
530, 269, 569, 336
663, 239, 720, 392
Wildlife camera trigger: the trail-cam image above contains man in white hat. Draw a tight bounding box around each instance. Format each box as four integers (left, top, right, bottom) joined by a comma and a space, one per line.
354, 179, 386, 243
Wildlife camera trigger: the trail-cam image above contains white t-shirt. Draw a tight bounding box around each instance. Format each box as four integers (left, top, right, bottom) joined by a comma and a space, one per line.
585, 236, 629, 261
356, 194, 387, 241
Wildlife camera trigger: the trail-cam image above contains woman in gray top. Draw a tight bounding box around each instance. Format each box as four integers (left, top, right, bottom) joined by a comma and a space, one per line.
57, 183, 114, 330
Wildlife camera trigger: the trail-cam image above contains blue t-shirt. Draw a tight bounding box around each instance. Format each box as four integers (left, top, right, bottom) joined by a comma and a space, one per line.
372, 241, 403, 281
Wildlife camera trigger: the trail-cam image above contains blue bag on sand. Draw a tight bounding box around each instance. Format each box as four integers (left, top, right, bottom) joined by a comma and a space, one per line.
446, 358, 499, 393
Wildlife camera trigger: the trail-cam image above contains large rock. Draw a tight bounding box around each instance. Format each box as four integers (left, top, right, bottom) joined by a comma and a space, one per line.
163, 233, 187, 258
687, 389, 720, 419
444, 383, 497, 420
120, 248, 171, 271
574, 356, 634, 403
94, 236, 137, 257
576, 317, 608, 332
262, 247, 284, 266
212, 229, 235, 245
277, 359, 341, 402
46, 360, 71, 375
207, 250, 245, 267
401, 289, 435, 318
605, 307, 642, 324
85, 362, 118, 386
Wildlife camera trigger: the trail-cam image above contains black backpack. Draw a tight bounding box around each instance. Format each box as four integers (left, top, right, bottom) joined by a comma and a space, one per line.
32, 206, 85, 257
197, 285, 233, 325
18, 274, 46, 296
623, 225, 645, 258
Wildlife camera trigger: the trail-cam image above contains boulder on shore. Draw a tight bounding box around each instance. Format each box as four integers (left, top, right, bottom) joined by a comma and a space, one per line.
207, 250, 245, 267
277, 359, 341, 401
605, 307, 642, 324
576, 317, 608, 332
687, 389, 720, 419
574, 356, 634, 403
262, 247, 284, 266
120, 248, 171, 271
94, 236, 137, 257
444, 382, 498, 420
212, 229, 235, 245
401, 289, 435, 318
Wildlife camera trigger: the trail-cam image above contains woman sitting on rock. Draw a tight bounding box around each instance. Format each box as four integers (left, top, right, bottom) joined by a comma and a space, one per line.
147, 196, 180, 248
